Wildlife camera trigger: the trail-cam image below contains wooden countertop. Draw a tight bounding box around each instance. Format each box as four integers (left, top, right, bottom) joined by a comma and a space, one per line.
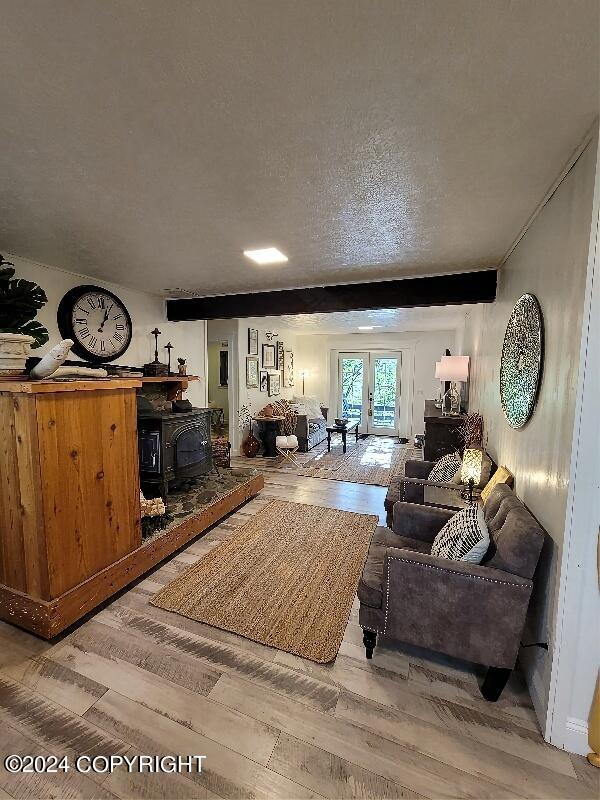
0, 377, 143, 393
140, 375, 199, 383
424, 399, 466, 422
0, 374, 200, 394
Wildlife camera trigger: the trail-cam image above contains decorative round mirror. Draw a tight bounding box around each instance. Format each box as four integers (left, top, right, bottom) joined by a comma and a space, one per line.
500, 293, 543, 429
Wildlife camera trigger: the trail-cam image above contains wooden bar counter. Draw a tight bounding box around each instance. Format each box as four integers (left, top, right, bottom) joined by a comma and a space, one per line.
0, 377, 262, 637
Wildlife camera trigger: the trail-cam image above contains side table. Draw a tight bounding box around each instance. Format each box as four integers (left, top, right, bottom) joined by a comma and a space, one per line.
252, 416, 285, 457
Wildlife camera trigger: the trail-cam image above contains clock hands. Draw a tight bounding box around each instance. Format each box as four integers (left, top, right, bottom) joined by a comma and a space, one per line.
97, 309, 110, 333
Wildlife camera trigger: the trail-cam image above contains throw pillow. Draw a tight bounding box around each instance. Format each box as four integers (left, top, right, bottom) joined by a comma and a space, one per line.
431, 505, 490, 564
428, 452, 462, 483
292, 396, 323, 420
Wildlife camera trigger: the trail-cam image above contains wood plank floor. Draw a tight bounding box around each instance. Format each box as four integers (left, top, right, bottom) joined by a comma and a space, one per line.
0, 463, 598, 799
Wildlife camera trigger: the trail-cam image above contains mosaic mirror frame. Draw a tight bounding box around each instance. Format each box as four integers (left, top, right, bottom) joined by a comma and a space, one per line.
500, 293, 544, 429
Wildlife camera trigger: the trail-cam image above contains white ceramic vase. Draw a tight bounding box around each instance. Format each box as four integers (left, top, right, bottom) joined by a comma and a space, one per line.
0, 332, 35, 376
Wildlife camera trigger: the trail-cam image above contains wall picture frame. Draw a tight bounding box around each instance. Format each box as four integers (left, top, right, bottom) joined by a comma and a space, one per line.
262, 343, 276, 368
248, 328, 258, 356
284, 350, 294, 387
267, 370, 281, 397
276, 340, 285, 370
259, 369, 268, 392
246, 356, 259, 388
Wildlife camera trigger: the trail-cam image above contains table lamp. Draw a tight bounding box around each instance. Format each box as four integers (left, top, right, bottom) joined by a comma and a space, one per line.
437, 355, 470, 415
461, 448, 484, 503
434, 361, 443, 407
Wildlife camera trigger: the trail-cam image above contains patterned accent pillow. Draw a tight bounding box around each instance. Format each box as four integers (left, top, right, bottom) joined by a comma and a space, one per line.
431, 505, 490, 564
428, 452, 462, 483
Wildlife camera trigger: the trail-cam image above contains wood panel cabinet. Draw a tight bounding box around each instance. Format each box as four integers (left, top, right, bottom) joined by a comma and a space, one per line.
0, 377, 264, 638
0, 380, 141, 601
423, 400, 466, 461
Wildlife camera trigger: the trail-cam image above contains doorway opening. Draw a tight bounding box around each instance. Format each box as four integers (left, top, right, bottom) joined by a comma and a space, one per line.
207, 339, 230, 439
338, 351, 402, 436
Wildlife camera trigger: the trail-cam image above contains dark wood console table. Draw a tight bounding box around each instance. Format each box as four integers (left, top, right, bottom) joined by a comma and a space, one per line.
423, 400, 466, 461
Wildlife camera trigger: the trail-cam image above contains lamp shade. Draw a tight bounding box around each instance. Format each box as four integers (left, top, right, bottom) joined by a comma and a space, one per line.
461, 447, 493, 488
438, 355, 470, 383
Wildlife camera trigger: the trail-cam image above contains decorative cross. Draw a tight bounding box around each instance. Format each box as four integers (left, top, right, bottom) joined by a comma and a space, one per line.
165, 342, 174, 375
151, 328, 161, 363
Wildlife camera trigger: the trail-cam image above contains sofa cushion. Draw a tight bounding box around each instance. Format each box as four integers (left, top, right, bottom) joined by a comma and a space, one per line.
358, 527, 431, 608
292, 396, 324, 420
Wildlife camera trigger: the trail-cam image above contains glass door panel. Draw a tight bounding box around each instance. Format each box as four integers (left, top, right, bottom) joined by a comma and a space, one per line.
368, 352, 401, 435
338, 353, 368, 430
338, 351, 401, 436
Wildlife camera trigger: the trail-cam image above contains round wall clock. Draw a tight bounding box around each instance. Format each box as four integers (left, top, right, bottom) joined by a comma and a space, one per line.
57, 285, 133, 362
500, 293, 543, 429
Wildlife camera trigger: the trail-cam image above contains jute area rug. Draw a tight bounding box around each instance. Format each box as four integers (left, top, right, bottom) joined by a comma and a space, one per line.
151, 500, 377, 663
295, 438, 422, 487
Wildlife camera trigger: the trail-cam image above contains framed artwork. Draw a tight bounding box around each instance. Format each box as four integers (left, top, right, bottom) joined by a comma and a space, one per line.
284, 350, 294, 387
267, 370, 281, 397
259, 369, 269, 392
262, 343, 276, 368
276, 340, 285, 370
248, 328, 258, 356
246, 356, 259, 388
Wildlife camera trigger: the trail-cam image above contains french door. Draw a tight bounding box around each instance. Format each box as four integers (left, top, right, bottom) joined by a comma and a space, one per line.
338, 351, 402, 436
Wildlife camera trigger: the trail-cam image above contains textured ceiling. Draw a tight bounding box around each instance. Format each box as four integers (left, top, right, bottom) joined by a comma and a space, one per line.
262, 306, 468, 335
0, 1, 598, 296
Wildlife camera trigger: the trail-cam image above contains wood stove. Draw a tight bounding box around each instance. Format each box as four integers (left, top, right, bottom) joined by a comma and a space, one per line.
138, 408, 213, 498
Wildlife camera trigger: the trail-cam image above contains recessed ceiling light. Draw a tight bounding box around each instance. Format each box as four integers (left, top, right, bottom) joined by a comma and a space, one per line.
358, 325, 381, 330
243, 247, 288, 264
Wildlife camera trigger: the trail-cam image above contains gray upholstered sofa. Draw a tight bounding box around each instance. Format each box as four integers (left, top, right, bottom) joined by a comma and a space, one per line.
295, 406, 329, 452
358, 484, 544, 701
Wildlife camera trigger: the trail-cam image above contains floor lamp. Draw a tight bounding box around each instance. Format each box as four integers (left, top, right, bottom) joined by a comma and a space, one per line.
298, 369, 310, 394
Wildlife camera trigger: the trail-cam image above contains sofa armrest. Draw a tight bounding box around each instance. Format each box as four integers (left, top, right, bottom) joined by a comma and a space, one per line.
405, 460, 435, 479
382, 548, 532, 669
399, 476, 465, 505
295, 414, 309, 439
392, 501, 454, 541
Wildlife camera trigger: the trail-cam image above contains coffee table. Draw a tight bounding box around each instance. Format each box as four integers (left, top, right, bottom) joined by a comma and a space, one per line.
326, 421, 359, 454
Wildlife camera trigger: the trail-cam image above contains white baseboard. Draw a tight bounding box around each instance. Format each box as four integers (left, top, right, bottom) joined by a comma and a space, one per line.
563, 717, 589, 756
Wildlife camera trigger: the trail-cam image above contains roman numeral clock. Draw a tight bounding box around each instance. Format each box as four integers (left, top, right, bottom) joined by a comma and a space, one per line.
58, 285, 133, 362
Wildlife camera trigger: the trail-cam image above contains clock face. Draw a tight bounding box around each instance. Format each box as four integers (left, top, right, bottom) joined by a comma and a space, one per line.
500, 294, 543, 429
58, 285, 132, 362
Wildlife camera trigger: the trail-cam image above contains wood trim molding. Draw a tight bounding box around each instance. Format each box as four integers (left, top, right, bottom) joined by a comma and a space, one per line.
166, 270, 498, 321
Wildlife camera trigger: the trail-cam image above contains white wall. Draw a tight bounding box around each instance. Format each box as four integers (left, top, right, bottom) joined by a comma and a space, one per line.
460, 132, 598, 741
547, 131, 600, 756
295, 329, 458, 436
3, 253, 207, 407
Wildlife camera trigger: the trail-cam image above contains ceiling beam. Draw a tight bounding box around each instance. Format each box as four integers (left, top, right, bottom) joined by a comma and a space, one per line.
166, 270, 497, 321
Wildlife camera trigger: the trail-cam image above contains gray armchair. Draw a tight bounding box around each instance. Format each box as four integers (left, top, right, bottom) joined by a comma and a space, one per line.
385, 456, 497, 525
358, 484, 544, 701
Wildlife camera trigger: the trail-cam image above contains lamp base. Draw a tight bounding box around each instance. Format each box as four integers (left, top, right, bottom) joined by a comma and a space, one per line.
442, 383, 462, 416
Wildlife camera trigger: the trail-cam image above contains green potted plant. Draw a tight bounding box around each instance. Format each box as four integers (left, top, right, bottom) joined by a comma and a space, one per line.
0, 254, 49, 375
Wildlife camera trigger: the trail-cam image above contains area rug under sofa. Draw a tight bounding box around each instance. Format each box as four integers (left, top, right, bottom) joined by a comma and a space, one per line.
151, 499, 377, 662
